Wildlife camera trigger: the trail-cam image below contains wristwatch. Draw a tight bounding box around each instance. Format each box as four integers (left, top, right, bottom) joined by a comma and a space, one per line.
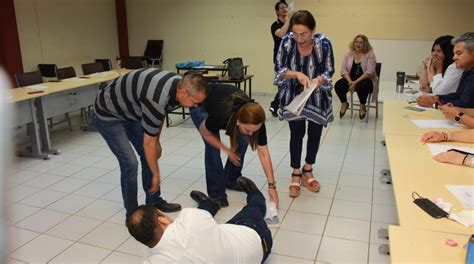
454, 112, 465, 123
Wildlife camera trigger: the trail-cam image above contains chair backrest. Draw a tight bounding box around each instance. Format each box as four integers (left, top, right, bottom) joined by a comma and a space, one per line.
37, 64, 58, 78
15, 71, 43, 87
144, 40, 163, 59
81, 62, 104, 75
375, 62, 382, 85
94, 59, 112, 71
122, 56, 145, 69
57, 66, 77, 80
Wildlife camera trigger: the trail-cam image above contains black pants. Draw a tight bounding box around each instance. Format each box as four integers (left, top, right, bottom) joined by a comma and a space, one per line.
334, 78, 373, 105
289, 120, 323, 169
198, 189, 272, 262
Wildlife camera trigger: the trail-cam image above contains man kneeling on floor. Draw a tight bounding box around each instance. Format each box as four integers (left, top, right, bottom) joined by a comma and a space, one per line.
126, 177, 273, 263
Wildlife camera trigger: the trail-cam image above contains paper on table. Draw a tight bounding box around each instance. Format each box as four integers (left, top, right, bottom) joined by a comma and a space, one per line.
411, 119, 464, 128
427, 144, 474, 156
26, 85, 48, 90
62, 77, 86, 82
446, 185, 474, 209
284, 83, 317, 116
448, 210, 474, 227
413, 104, 434, 110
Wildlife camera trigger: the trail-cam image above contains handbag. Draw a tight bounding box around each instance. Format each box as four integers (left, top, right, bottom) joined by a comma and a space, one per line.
222, 58, 244, 80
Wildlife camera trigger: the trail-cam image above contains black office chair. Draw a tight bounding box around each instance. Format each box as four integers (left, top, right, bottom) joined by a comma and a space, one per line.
350, 62, 382, 123
143, 40, 164, 68
15, 71, 43, 87
122, 56, 145, 69
81, 62, 104, 75
37, 64, 58, 80
57, 66, 76, 80
94, 59, 113, 71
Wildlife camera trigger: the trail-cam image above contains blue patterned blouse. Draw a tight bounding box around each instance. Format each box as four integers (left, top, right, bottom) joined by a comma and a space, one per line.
274, 32, 335, 125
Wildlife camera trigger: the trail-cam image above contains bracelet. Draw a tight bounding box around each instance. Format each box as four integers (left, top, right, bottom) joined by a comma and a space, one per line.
446, 132, 452, 142
441, 132, 448, 142
462, 154, 474, 168
268, 182, 276, 189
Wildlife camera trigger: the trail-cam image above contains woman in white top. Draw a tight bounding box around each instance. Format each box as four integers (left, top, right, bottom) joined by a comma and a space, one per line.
419, 35, 463, 95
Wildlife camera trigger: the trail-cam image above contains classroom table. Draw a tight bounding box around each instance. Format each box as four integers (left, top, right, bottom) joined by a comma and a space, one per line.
385, 134, 474, 235
175, 64, 248, 75
8, 70, 130, 159
383, 100, 466, 136
388, 225, 468, 263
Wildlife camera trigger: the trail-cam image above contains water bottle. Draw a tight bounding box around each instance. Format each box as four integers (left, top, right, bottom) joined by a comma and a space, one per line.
396, 71, 405, 93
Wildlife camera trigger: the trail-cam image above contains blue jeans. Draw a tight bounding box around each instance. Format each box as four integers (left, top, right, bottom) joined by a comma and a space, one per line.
198, 189, 272, 262
91, 112, 163, 217
190, 105, 248, 199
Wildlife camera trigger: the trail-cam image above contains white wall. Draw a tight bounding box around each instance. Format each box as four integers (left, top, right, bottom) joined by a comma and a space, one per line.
14, 0, 119, 75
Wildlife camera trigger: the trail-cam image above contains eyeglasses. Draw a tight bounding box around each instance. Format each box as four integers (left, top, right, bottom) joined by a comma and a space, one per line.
292, 32, 311, 40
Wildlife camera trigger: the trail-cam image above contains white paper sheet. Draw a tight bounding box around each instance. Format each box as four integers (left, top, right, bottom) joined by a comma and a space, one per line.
446, 185, 474, 209
26, 85, 48, 90
62, 77, 86, 82
427, 144, 474, 156
284, 83, 317, 116
411, 119, 464, 128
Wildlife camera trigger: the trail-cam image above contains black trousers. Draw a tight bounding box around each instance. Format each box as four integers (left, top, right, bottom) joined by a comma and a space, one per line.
289, 120, 323, 169
334, 78, 373, 105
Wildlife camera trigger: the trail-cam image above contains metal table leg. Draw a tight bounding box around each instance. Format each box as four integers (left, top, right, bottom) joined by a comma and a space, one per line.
35, 97, 60, 155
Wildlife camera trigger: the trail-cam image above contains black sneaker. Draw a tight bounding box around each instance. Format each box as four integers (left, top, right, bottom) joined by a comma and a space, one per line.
212, 197, 229, 208
153, 200, 182, 213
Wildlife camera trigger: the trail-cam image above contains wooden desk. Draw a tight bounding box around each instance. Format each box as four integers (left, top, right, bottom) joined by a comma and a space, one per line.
383, 100, 465, 136
385, 134, 474, 234
389, 225, 468, 263
207, 74, 253, 98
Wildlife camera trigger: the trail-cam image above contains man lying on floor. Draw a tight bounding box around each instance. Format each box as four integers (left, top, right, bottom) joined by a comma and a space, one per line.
126, 176, 273, 263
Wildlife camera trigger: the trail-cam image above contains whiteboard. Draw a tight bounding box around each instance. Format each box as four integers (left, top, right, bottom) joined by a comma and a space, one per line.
370, 39, 433, 82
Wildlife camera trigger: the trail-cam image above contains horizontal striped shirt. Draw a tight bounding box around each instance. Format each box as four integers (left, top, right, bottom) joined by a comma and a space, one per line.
94, 68, 181, 136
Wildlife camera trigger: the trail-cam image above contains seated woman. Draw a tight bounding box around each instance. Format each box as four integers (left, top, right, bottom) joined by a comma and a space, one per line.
335, 34, 377, 119
419, 35, 463, 95
190, 83, 278, 208
421, 129, 474, 167
439, 103, 474, 128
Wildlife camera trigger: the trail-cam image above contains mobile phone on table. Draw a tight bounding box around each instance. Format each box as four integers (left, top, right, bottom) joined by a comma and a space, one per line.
404, 106, 425, 112
447, 149, 473, 155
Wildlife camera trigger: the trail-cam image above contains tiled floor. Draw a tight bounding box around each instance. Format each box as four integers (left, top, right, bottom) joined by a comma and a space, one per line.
6, 94, 396, 263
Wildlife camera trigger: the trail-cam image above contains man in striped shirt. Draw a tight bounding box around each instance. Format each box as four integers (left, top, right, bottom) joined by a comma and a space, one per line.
91, 69, 208, 218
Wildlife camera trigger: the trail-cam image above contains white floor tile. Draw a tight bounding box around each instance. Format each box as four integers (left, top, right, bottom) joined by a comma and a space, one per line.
266, 253, 314, 263
334, 185, 372, 203
369, 222, 390, 244
330, 199, 372, 221
339, 173, 373, 188
47, 194, 95, 214
47, 177, 90, 193
22, 173, 65, 189
317, 236, 368, 263
373, 189, 396, 205
371, 204, 398, 224
160, 178, 195, 194
46, 215, 102, 241
19, 189, 67, 208
76, 199, 123, 221
74, 181, 117, 198
280, 211, 327, 235
272, 229, 321, 260
368, 243, 391, 264
115, 237, 149, 257
289, 196, 332, 215
15, 209, 70, 233
47, 163, 86, 176
7, 227, 40, 254
9, 234, 74, 263
6, 170, 42, 185
71, 167, 111, 181
49, 242, 111, 263
79, 222, 130, 250
7, 185, 41, 202
101, 251, 144, 264
6, 203, 41, 225
324, 216, 370, 242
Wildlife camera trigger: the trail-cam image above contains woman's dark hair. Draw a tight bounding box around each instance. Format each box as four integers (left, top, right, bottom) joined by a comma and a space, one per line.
227, 92, 266, 152
432, 35, 455, 75
289, 10, 316, 32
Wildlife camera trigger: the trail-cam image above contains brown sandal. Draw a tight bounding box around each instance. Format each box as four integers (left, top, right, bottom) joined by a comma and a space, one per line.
302, 167, 320, 192
289, 173, 302, 198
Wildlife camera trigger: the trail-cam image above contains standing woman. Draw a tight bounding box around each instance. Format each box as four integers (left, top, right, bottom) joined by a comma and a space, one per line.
274, 10, 335, 197
334, 34, 377, 119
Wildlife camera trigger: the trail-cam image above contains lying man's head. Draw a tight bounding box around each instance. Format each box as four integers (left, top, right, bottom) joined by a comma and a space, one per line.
126, 204, 172, 248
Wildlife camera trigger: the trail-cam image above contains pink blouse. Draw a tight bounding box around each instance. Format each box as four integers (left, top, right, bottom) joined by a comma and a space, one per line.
340, 50, 379, 102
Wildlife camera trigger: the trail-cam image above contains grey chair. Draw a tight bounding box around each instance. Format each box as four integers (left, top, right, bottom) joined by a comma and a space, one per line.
57, 66, 76, 80
144, 40, 164, 68
350, 62, 382, 123
81, 62, 104, 75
